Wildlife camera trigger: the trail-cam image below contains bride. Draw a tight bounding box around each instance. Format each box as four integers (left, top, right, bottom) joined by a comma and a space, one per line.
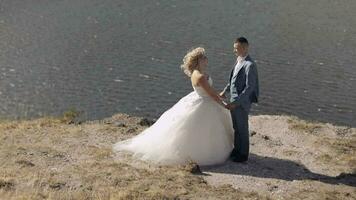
113, 47, 234, 166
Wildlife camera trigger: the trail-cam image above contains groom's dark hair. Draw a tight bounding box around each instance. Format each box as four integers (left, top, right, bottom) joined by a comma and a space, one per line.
235, 37, 249, 45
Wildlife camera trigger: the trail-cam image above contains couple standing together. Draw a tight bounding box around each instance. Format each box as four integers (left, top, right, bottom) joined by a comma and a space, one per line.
114, 37, 259, 165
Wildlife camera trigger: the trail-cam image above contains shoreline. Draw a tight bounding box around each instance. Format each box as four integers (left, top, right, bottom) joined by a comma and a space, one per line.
1, 108, 355, 129
0, 112, 355, 199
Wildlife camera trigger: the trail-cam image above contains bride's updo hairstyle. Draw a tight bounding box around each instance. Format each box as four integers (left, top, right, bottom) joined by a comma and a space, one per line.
180, 47, 206, 77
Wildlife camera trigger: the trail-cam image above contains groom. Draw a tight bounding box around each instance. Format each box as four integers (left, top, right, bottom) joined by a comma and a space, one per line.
219, 37, 259, 163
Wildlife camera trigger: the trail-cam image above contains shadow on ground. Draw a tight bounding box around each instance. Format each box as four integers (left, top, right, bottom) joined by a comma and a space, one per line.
201, 154, 356, 187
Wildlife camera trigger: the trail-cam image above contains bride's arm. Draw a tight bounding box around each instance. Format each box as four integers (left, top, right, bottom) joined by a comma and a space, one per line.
196, 75, 227, 108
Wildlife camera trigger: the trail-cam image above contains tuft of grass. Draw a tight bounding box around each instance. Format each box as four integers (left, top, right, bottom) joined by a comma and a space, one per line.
317, 154, 333, 163
331, 139, 356, 154
0, 179, 14, 191
60, 108, 82, 124
287, 117, 322, 134
88, 146, 113, 159
282, 150, 299, 156
15, 160, 35, 167
314, 137, 356, 171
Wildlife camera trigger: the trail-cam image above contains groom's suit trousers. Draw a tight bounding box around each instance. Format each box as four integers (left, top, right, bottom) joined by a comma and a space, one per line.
230, 106, 249, 158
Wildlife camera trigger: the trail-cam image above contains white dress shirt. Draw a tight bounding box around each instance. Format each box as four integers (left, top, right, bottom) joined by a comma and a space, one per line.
233, 55, 247, 77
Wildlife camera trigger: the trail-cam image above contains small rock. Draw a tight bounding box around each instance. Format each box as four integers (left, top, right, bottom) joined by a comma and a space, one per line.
85, 186, 93, 191
126, 128, 136, 133
268, 185, 278, 191
49, 182, 66, 190
250, 131, 257, 136
185, 162, 202, 174
138, 118, 155, 126
191, 165, 201, 174
53, 153, 65, 159
114, 122, 126, 127
262, 135, 270, 140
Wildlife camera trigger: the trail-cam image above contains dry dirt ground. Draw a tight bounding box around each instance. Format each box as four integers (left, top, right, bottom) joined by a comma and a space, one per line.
0, 113, 355, 199
201, 115, 356, 200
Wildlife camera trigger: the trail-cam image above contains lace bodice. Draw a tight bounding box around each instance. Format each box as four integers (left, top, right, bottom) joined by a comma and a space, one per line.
192, 76, 213, 98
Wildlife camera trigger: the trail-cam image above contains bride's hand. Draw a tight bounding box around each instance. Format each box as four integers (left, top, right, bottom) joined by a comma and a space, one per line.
218, 92, 226, 99
225, 103, 237, 110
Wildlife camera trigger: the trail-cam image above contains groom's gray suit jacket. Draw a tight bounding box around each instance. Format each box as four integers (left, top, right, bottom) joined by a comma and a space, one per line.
222, 55, 259, 112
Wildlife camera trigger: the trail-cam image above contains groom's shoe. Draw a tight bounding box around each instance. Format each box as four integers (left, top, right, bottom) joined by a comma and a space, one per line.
232, 156, 248, 163
229, 149, 239, 159
229, 153, 238, 159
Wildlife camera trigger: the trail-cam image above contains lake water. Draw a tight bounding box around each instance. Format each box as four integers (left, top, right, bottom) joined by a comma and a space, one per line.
0, 0, 355, 127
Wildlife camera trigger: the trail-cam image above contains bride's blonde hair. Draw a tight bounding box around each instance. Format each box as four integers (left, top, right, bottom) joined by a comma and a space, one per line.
180, 47, 206, 77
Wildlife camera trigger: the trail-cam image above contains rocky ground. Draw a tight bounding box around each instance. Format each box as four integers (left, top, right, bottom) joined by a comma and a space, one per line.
0, 113, 355, 199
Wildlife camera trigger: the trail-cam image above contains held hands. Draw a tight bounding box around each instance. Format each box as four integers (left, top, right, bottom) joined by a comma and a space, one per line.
224, 103, 237, 110
218, 91, 236, 110
218, 91, 226, 99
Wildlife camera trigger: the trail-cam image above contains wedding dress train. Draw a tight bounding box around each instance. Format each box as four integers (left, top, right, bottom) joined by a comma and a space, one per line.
113, 77, 234, 165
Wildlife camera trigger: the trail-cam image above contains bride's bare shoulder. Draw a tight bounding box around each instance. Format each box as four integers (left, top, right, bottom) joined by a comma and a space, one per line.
191, 70, 206, 86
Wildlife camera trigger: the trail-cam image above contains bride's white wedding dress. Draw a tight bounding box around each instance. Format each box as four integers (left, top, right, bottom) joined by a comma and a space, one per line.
113, 76, 234, 166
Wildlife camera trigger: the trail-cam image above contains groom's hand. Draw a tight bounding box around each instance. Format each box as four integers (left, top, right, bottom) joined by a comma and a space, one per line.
225, 103, 237, 110
219, 91, 226, 99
